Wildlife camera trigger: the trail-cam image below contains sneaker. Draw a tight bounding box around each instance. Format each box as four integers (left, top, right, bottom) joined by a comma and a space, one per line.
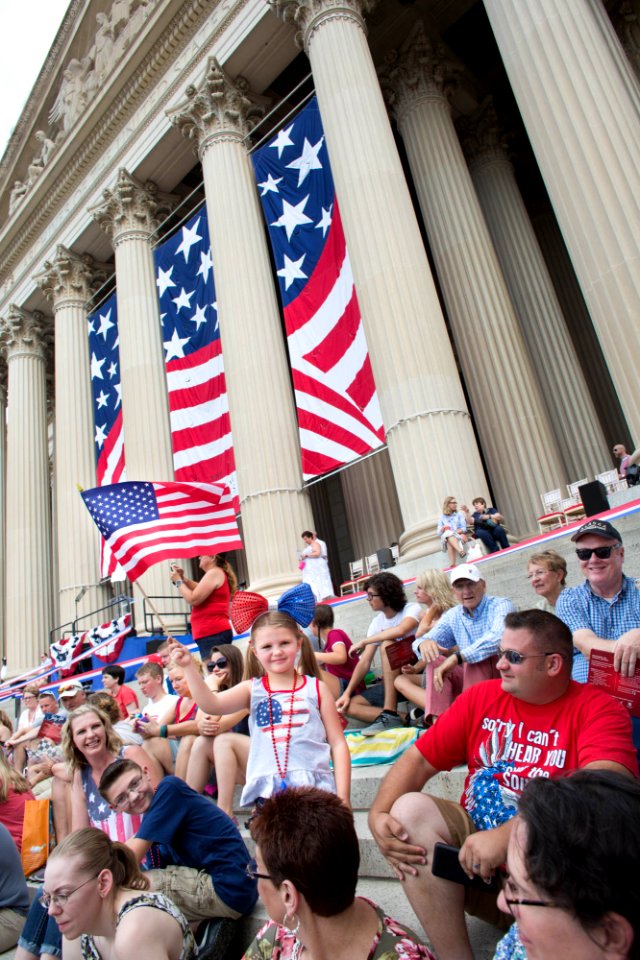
408, 707, 425, 726
360, 710, 406, 736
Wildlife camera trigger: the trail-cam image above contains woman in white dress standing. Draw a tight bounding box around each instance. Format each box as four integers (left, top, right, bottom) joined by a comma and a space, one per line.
300, 531, 334, 601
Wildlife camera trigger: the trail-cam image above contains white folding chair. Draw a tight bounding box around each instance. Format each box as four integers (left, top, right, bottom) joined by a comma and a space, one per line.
536, 489, 565, 533
339, 558, 368, 596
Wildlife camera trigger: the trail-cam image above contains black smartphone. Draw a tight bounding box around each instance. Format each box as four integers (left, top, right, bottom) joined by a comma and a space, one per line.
431, 842, 499, 892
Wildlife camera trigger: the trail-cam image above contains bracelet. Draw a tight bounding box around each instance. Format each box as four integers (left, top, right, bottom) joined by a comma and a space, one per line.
173, 579, 184, 588
455, 651, 464, 666
160, 725, 168, 738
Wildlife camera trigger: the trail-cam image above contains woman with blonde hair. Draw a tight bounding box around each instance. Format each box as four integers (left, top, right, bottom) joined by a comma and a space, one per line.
42, 827, 195, 959
437, 496, 468, 566
394, 570, 457, 721
0, 748, 34, 850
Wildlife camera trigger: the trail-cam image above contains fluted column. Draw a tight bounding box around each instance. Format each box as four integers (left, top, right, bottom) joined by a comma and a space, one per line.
340, 449, 403, 561
380, 24, 565, 535
532, 210, 631, 447
461, 100, 610, 481
271, 0, 489, 559
483, 0, 640, 444
1, 308, 53, 674
0, 370, 6, 664
167, 61, 314, 593
612, 0, 640, 82
34, 247, 112, 629
89, 170, 179, 608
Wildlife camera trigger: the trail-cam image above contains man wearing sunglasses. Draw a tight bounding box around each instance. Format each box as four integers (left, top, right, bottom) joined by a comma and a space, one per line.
369, 609, 637, 960
556, 519, 640, 684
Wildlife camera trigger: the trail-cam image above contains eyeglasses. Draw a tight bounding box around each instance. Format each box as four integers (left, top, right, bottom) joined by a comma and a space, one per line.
110, 775, 144, 810
245, 859, 273, 882
503, 894, 555, 914
497, 648, 557, 665
575, 544, 620, 561
366, 592, 380, 600
206, 657, 228, 672
41, 873, 99, 909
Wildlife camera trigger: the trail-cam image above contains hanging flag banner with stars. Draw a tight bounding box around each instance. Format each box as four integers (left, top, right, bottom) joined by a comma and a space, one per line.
80, 480, 243, 582
252, 96, 385, 481
88, 292, 127, 579
153, 207, 238, 506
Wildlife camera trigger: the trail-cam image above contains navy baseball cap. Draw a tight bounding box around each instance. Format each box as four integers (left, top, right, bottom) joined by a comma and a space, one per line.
571, 519, 622, 543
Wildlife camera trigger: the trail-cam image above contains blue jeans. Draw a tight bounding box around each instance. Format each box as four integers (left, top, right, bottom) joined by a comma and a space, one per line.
17, 889, 61, 958
474, 525, 509, 552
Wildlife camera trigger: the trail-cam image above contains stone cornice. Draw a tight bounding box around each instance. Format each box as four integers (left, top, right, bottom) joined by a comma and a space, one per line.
167, 57, 264, 155
0, 0, 250, 282
379, 21, 461, 127
0, 306, 52, 362
270, 0, 375, 52
33, 245, 112, 310
89, 168, 180, 243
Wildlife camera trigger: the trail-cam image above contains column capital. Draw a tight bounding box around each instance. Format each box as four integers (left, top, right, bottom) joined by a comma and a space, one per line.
269, 0, 375, 51
33, 245, 112, 311
457, 98, 513, 171
379, 21, 461, 126
0, 306, 51, 362
167, 58, 263, 155
88, 169, 179, 246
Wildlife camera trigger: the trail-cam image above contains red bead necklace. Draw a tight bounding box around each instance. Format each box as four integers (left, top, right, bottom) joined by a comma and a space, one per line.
264, 673, 297, 790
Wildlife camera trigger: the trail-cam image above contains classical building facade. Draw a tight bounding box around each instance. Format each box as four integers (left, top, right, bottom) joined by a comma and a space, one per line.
0, 0, 637, 671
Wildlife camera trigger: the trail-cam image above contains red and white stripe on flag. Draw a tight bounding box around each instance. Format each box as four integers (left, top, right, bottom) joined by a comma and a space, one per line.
252, 96, 385, 481
81, 480, 243, 582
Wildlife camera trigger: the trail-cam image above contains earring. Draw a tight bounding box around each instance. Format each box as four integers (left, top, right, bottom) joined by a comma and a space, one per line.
283, 911, 300, 936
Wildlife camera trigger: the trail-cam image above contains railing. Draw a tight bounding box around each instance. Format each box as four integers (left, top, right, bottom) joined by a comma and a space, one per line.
49, 594, 136, 647
141, 595, 192, 637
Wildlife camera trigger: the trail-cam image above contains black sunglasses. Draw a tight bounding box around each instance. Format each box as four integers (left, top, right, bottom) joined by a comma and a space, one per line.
206, 657, 228, 672
576, 545, 620, 561
497, 648, 557, 665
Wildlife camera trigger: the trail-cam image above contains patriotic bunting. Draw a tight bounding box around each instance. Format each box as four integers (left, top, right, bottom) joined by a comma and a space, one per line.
252, 97, 385, 480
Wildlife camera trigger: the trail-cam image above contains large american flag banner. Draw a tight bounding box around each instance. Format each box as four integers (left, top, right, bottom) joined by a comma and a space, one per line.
88, 293, 126, 578
80, 480, 243, 582
252, 97, 385, 480
153, 208, 237, 502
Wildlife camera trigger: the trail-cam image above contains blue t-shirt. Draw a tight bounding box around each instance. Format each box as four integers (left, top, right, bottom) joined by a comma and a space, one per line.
135, 776, 257, 915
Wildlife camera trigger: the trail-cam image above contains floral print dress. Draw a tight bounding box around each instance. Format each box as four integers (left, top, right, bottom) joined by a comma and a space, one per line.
242, 897, 435, 959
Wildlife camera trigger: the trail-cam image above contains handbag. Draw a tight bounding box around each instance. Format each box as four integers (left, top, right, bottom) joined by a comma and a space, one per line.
20, 797, 51, 876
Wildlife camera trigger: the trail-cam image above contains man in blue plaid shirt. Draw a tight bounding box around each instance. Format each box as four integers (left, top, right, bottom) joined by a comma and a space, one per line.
556, 518, 640, 757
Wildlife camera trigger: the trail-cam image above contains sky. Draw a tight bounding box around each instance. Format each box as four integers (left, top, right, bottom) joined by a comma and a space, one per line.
0, 0, 71, 153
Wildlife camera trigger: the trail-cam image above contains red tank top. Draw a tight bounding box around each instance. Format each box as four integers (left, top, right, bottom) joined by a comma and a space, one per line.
190, 575, 231, 639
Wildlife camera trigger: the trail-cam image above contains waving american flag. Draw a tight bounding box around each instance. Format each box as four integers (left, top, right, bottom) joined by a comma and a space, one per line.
252, 97, 385, 480
153, 208, 237, 503
88, 292, 126, 578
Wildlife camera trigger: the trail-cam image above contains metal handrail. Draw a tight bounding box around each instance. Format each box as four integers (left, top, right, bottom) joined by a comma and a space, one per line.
142, 595, 192, 637
49, 595, 136, 647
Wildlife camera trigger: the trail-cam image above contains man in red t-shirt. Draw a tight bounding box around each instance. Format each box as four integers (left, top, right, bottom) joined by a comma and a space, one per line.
369, 609, 638, 960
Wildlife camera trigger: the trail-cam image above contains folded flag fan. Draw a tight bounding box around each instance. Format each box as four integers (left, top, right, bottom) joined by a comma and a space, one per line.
231, 583, 316, 633
80, 480, 242, 582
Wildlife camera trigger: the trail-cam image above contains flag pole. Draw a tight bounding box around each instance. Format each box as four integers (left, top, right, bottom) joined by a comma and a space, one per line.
132, 579, 170, 635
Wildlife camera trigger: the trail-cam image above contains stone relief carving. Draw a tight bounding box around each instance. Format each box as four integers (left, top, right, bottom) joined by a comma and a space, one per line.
9, 0, 158, 217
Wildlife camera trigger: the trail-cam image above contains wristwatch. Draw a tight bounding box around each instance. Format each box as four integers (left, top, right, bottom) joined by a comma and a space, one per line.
173, 579, 184, 587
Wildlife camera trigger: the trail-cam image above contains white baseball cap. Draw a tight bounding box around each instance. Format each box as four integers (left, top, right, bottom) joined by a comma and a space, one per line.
449, 563, 484, 585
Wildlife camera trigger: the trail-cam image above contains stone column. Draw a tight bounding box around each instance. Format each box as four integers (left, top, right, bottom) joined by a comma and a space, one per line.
89, 170, 180, 611
483, 0, 640, 444
34, 246, 112, 630
461, 100, 610, 481
380, 24, 565, 535
0, 308, 53, 674
168, 61, 314, 594
612, 0, 640, 82
271, 0, 489, 559
532, 210, 631, 448
0, 369, 6, 664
